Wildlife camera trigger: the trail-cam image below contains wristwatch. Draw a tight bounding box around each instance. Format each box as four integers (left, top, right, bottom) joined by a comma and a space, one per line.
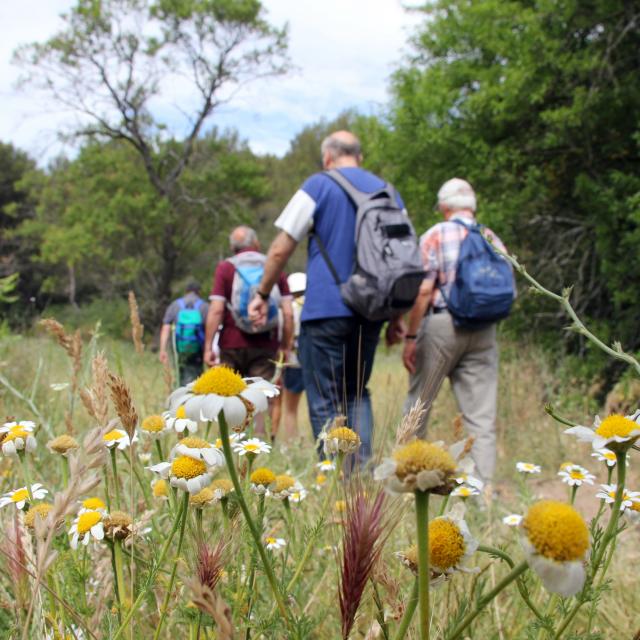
257, 289, 270, 301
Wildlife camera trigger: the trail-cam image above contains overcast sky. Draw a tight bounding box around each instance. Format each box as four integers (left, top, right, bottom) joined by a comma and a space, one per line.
0, 1, 423, 163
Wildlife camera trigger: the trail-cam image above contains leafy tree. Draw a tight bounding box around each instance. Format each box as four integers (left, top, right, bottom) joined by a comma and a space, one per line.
14, 0, 288, 320
375, 0, 640, 370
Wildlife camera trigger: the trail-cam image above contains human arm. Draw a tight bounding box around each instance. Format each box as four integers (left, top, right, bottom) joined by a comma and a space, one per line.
248, 231, 298, 327
159, 324, 171, 364
204, 299, 225, 367
402, 279, 434, 374
279, 296, 294, 360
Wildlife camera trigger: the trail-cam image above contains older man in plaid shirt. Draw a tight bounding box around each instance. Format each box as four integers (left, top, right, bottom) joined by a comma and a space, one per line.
402, 178, 510, 483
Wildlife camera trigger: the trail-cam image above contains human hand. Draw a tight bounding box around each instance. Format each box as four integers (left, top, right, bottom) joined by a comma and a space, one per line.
386, 316, 406, 346
204, 348, 216, 367
159, 351, 169, 365
248, 295, 268, 328
402, 340, 417, 374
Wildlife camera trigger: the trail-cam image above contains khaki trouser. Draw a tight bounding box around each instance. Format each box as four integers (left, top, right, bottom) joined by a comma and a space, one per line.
404, 311, 498, 481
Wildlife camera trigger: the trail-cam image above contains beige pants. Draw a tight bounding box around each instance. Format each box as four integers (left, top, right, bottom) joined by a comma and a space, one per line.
404, 311, 498, 481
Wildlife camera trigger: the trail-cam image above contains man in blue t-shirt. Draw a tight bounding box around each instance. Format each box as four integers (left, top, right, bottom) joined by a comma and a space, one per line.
247, 131, 405, 463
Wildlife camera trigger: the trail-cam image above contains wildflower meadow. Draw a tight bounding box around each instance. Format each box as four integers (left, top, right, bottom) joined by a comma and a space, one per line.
0, 262, 639, 640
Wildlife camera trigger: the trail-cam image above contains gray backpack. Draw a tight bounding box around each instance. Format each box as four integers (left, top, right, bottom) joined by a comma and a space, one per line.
313, 170, 424, 321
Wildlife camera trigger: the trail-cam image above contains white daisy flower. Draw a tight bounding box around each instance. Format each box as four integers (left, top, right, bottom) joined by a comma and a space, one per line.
1, 424, 37, 457
267, 475, 301, 500
451, 485, 480, 499
321, 425, 361, 456
264, 536, 286, 551
502, 514, 523, 527
516, 462, 541, 474
102, 428, 136, 450
210, 478, 234, 502
69, 510, 105, 549
558, 465, 595, 487
591, 448, 619, 467
595, 484, 640, 511
214, 432, 245, 450
249, 467, 276, 495
289, 487, 308, 503
625, 500, 640, 524
374, 439, 463, 495
232, 437, 271, 457
163, 405, 199, 434
0, 420, 36, 434
79, 497, 108, 513
454, 472, 484, 491
172, 436, 225, 468
148, 455, 215, 494
316, 460, 336, 472
139, 415, 169, 439
167, 366, 278, 429
522, 500, 589, 597
0, 484, 48, 509
314, 473, 328, 490
138, 452, 152, 464
565, 411, 640, 452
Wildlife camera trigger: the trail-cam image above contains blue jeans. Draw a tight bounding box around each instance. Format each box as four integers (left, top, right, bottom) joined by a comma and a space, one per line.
298, 317, 382, 463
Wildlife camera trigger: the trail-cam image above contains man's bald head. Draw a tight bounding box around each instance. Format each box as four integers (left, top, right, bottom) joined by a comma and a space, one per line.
321, 131, 362, 169
229, 225, 259, 253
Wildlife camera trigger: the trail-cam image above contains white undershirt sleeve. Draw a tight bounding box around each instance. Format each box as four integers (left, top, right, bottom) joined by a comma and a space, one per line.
274, 189, 317, 242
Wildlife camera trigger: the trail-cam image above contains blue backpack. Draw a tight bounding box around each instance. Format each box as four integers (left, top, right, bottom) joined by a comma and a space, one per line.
439, 219, 514, 329
175, 298, 205, 354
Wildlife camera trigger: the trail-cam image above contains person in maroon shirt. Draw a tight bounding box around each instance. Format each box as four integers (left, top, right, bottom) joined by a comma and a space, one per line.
204, 226, 293, 383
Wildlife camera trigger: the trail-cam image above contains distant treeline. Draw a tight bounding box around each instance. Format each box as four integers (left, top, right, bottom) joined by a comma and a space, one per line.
1, 0, 639, 385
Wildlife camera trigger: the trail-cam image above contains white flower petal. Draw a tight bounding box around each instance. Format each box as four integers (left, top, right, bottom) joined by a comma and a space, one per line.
222, 396, 247, 428
564, 426, 596, 442
240, 387, 269, 413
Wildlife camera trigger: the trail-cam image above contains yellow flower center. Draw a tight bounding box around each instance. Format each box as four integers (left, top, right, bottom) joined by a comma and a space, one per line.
48, 434, 79, 453
82, 497, 106, 510
176, 405, 187, 419
457, 487, 473, 496
11, 488, 29, 503
4, 428, 30, 443
602, 451, 616, 461
334, 500, 346, 513
192, 366, 247, 397
77, 510, 102, 534
569, 470, 585, 480
179, 437, 211, 449
631, 501, 640, 513
152, 479, 168, 497
190, 488, 214, 506
265, 536, 277, 545
559, 461, 573, 470
595, 414, 637, 439
273, 474, 295, 493
210, 478, 234, 494
327, 427, 359, 443
393, 441, 456, 479
24, 503, 52, 528
141, 415, 165, 432
103, 429, 125, 442
171, 456, 207, 479
429, 518, 465, 570
250, 467, 276, 486
400, 544, 418, 571
316, 474, 327, 485
523, 500, 589, 562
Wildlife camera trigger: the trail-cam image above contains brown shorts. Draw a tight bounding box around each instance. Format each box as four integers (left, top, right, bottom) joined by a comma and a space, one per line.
219, 347, 276, 380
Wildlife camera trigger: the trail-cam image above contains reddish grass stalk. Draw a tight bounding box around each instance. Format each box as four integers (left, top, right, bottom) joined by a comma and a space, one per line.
339, 488, 388, 640
196, 540, 226, 592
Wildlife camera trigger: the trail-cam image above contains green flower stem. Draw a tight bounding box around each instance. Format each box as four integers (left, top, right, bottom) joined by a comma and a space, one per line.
445, 561, 529, 640
111, 491, 187, 640
552, 449, 627, 640
153, 491, 190, 640
154, 439, 164, 463
113, 540, 128, 615
570, 485, 578, 506
372, 579, 390, 640
218, 411, 293, 630
438, 494, 450, 516
414, 490, 430, 640
121, 451, 151, 509
110, 449, 121, 509
18, 453, 34, 502
393, 579, 419, 640
61, 457, 70, 489
478, 545, 544, 622
195, 508, 204, 541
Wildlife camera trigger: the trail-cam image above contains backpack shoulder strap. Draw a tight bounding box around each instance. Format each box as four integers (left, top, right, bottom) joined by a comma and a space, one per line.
177, 297, 186, 310
324, 169, 369, 208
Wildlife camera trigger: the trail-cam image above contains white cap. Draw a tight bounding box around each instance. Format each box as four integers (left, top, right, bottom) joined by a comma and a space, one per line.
437, 178, 476, 212
287, 272, 307, 294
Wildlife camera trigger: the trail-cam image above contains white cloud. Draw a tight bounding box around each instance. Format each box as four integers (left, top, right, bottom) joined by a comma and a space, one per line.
0, 0, 422, 162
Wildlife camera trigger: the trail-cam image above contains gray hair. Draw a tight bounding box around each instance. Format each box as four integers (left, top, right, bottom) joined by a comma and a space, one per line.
229, 225, 258, 252
320, 134, 361, 162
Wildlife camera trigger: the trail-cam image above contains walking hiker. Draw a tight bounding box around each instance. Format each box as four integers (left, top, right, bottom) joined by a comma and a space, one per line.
204, 226, 293, 432
402, 178, 514, 483
248, 131, 421, 463
159, 282, 208, 386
